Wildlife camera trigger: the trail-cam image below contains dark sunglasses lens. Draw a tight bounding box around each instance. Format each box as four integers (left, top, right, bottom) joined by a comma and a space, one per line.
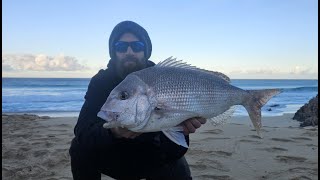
131, 42, 145, 52
114, 42, 129, 52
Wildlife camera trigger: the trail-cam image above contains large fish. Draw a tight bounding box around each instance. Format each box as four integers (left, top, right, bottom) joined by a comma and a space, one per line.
98, 57, 281, 148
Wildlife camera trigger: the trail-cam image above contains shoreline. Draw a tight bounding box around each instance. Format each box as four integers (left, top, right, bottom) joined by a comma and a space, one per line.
1, 110, 300, 118
2, 113, 318, 180
2, 112, 302, 128
2, 111, 80, 117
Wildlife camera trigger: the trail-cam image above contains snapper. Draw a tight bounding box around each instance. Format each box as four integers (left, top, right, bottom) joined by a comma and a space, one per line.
98, 57, 281, 148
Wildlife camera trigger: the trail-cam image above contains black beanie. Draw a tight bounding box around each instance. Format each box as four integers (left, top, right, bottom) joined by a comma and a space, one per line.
108, 21, 152, 60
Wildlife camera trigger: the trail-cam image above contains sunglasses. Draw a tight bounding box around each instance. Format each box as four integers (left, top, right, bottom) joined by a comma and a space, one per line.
114, 41, 145, 53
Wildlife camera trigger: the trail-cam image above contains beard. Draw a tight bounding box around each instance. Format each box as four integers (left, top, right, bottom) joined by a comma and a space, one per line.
116, 56, 146, 79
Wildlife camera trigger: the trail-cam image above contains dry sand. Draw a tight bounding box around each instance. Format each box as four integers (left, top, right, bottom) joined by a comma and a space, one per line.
2, 114, 318, 180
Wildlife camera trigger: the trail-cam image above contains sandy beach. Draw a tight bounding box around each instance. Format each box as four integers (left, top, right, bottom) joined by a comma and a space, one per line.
2, 113, 318, 180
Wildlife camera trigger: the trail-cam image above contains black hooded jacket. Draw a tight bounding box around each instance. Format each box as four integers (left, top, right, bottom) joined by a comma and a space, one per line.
70, 21, 189, 177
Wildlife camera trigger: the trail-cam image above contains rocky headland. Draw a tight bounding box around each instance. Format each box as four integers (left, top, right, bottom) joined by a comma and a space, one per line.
293, 95, 318, 127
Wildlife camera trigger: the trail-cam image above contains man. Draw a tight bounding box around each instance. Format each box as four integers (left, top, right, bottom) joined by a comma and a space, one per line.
69, 20, 206, 180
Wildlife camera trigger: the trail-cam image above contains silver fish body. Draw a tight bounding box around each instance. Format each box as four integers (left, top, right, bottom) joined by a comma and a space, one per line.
98, 57, 281, 147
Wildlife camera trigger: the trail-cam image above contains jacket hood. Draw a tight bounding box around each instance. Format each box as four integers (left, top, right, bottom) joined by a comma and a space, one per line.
108, 21, 152, 61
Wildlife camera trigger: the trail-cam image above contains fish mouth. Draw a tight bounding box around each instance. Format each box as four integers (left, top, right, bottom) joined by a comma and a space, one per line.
98, 110, 136, 129
97, 110, 120, 121
97, 111, 121, 129
102, 121, 122, 129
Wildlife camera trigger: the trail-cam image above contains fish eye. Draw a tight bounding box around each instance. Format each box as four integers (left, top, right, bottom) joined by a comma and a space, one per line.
154, 107, 161, 110
119, 91, 129, 100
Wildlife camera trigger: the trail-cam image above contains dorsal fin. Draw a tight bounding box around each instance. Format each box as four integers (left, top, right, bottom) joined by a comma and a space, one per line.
201, 69, 231, 82
157, 56, 197, 70
156, 56, 231, 83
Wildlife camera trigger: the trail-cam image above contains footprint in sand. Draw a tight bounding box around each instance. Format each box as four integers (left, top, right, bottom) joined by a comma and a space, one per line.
289, 167, 318, 175
57, 123, 73, 128
45, 141, 54, 148
51, 149, 70, 158
213, 150, 233, 157
201, 129, 223, 135
188, 149, 233, 157
19, 147, 31, 152
189, 164, 207, 171
33, 150, 49, 157
256, 147, 288, 153
31, 136, 47, 140
301, 131, 318, 137
187, 149, 214, 156
262, 167, 316, 179
33, 125, 47, 129
47, 134, 56, 138
248, 135, 262, 139
238, 139, 262, 144
14, 134, 32, 139
16, 141, 30, 146
270, 138, 296, 142
196, 174, 232, 180
275, 155, 307, 163
31, 141, 43, 146
15, 151, 28, 160
290, 137, 313, 141
189, 159, 230, 172
250, 129, 269, 133
49, 129, 70, 133
305, 128, 318, 131
305, 144, 317, 147
201, 137, 231, 141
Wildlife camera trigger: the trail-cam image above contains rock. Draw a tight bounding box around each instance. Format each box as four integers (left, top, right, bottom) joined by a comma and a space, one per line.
270, 104, 280, 108
293, 95, 318, 127
40, 116, 51, 119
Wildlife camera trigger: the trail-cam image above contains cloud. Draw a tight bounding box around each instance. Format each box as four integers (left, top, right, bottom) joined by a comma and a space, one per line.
228, 69, 244, 74
245, 68, 280, 74
228, 68, 280, 75
2, 53, 89, 72
225, 65, 318, 79
290, 66, 314, 75
228, 66, 316, 75
2, 63, 15, 71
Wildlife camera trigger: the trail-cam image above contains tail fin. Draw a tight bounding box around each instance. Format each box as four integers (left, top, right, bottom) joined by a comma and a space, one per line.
243, 89, 282, 137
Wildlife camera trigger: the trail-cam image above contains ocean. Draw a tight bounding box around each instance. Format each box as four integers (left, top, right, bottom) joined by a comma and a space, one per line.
2, 78, 318, 117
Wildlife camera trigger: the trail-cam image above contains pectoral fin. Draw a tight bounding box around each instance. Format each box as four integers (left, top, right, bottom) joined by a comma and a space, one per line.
162, 127, 188, 148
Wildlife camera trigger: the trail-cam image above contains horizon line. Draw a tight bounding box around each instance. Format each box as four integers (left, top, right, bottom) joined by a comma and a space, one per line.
2, 77, 318, 80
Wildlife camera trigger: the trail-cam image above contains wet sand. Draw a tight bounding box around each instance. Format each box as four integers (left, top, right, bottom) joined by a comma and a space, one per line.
2, 114, 318, 180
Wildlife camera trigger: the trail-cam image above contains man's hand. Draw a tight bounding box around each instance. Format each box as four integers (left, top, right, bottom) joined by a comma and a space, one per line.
180, 117, 207, 135
110, 117, 206, 138
110, 127, 142, 139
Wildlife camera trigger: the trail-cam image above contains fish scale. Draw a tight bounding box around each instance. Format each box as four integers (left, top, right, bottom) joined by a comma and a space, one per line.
135, 67, 236, 117
98, 57, 282, 148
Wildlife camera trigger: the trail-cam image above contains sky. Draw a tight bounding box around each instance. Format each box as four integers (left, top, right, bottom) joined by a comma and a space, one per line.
2, 0, 318, 79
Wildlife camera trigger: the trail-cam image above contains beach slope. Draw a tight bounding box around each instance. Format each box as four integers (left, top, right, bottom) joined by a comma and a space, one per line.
2, 114, 318, 180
